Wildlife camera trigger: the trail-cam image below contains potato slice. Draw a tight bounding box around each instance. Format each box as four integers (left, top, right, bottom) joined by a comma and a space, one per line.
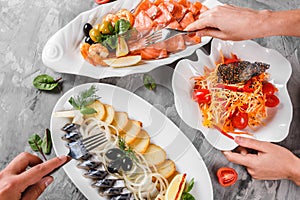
85, 100, 106, 120
143, 144, 166, 166
111, 112, 129, 134
122, 120, 142, 145
129, 129, 150, 153
103, 104, 115, 124
157, 159, 176, 179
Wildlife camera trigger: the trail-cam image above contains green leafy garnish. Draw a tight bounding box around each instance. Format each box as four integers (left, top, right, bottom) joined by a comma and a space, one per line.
143, 74, 156, 90
118, 137, 137, 161
28, 129, 53, 161
68, 85, 100, 115
114, 19, 131, 34
33, 74, 62, 91
181, 178, 196, 200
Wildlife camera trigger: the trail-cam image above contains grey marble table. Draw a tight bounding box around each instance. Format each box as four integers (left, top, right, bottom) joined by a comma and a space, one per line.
1, 0, 300, 199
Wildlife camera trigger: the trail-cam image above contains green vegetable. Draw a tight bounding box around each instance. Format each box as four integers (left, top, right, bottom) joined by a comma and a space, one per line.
118, 137, 137, 161
181, 178, 196, 200
68, 85, 100, 115
41, 129, 52, 155
102, 34, 118, 50
143, 74, 156, 90
114, 19, 131, 34
28, 129, 53, 161
33, 74, 62, 91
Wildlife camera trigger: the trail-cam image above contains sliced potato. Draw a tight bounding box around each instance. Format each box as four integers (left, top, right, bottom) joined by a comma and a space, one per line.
123, 120, 142, 145
157, 159, 176, 179
111, 112, 129, 134
103, 104, 115, 124
129, 129, 150, 153
85, 100, 106, 120
143, 144, 166, 166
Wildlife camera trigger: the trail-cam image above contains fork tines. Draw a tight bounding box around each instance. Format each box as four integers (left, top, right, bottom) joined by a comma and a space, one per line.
82, 133, 107, 152
144, 29, 163, 46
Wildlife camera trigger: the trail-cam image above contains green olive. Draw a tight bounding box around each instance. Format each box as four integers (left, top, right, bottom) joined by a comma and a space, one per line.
89, 28, 101, 42
100, 21, 113, 34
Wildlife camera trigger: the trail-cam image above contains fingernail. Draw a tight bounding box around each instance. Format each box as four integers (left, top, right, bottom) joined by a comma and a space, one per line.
58, 155, 67, 162
44, 176, 53, 187
223, 151, 230, 156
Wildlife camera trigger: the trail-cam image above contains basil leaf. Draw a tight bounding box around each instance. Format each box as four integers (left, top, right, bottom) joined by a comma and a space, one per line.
181, 192, 195, 200
33, 74, 60, 91
42, 129, 52, 155
115, 19, 131, 34
28, 134, 43, 152
80, 107, 97, 115
143, 74, 156, 90
185, 178, 195, 193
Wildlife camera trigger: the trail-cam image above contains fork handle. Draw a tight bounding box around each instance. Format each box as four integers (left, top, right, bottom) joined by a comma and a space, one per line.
166, 28, 199, 34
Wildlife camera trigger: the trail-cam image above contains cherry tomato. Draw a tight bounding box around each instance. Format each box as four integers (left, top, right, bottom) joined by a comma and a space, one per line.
193, 89, 211, 104
95, 0, 110, 4
262, 82, 277, 96
265, 94, 280, 107
217, 167, 238, 187
232, 110, 248, 130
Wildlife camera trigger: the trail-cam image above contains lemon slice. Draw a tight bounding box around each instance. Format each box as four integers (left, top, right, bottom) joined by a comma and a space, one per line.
103, 55, 142, 68
165, 173, 187, 200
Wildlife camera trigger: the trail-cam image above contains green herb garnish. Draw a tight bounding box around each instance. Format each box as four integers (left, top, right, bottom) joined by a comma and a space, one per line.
181, 178, 195, 200
28, 129, 52, 161
118, 137, 137, 161
68, 85, 100, 115
143, 74, 156, 90
33, 74, 62, 91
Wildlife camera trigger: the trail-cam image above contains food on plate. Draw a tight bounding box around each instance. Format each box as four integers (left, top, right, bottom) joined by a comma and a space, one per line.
192, 53, 280, 139
102, 55, 142, 68
55, 85, 197, 199
216, 167, 238, 187
80, 0, 209, 67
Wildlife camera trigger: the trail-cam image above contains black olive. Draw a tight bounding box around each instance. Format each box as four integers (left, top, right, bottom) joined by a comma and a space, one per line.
84, 37, 94, 45
107, 159, 122, 173
105, 148, 125, 160
121, 156, 133, 171
83, 23, 93, 37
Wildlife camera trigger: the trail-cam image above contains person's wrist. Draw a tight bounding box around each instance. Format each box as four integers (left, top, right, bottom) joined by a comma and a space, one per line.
256, 9, 273, 38
287, 156, 300, 186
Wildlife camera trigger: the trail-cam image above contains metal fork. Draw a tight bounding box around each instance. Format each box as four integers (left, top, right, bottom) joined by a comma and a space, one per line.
67, 132, 107, 160
144, 28, 199, 46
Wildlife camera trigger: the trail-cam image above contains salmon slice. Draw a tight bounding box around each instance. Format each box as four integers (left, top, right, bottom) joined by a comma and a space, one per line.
188, 4, 200, 16
184, 33, 201, 45
200, 4, 209, 13
140, 47, 168, 60
133, 0, 153, 16
179, 11, 195, 29
164, 1, 187, 22
177, 0, 191, 8
155, 3, 174, 26
166, 20, 182, 30
146, 5, 162, 19
153, 0, 164, 6
165, 35, 186, 53
134, 10, 156, 29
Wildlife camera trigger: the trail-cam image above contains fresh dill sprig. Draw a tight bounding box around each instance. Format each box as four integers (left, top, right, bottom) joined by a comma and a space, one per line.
68, 85, 100, 115
118, 137, 137, 161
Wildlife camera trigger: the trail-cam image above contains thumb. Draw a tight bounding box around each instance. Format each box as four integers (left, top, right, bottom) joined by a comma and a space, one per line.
22, 176, 53, 200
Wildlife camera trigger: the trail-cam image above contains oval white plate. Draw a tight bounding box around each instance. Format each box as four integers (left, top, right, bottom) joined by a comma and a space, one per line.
42, 0, 222, 79
50, 83, 213, 200
172, 38, 293, 150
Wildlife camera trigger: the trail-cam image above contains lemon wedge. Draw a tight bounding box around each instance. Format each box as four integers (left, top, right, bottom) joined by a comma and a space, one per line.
165, 173, 186, 200
116, 37, 129, 57
103, 55, 142, 68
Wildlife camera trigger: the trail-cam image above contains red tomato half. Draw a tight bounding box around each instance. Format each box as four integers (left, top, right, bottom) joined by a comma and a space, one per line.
232, 111, 248, 130
262, 82, 277, 96
217, 167, 238, 187
95, 0, 110, 4
193, 89, 211, 104
265, 95, 280, 107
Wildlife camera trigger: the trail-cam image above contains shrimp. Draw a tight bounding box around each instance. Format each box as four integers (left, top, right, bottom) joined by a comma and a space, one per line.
80, 43, 90, 60
102, 14, 119, 24
87, 43, 109, 66
115, 9, 134, 25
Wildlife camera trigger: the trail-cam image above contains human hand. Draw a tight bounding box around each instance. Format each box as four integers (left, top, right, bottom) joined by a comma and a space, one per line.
223, 136, 300, 185
0, 152, 69, 200
185, 5, 272, 41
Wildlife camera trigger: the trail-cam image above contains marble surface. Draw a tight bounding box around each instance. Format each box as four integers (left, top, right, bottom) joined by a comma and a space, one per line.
0, 0, 300, 199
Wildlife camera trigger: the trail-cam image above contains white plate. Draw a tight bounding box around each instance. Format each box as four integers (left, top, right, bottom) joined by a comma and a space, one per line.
50, 83, 213, 200
172, 38, 293, 150
42, 0, 222, 79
